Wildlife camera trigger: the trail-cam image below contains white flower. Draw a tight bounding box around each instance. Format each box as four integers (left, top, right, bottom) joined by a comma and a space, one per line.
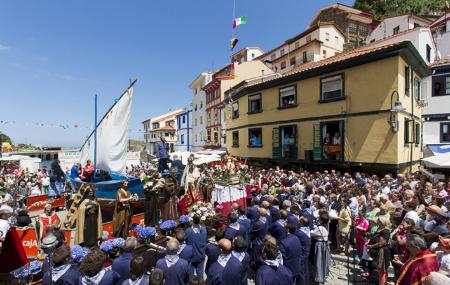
196, 210, 201, 215
199, 207, 207, 212
200, 216, 206, 221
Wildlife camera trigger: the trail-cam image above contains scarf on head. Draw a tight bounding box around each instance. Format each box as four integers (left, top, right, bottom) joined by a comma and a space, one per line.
192, 225, 200, 234
229, 222, 240, 231
264, 259, 281, 268
232, 251, 245, 262
52, 264, 71, 282
217, 254, 232, 268
82, 269, 106, 285
165, 254, 179, 268
238, 215, 248, 221
276, 251, 284, 265
300, 227, 311, 238
128, 275, 145, 285
277, 219, 287, 227
177, 243, 186, 255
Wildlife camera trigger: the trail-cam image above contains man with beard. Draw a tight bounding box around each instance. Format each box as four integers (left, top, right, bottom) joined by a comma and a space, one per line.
36, 204, 61, 245
112, 180, 137, 238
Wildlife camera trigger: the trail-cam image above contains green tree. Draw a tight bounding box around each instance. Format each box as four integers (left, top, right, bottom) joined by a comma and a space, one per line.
0, 132, 12, 145
354, 0, 447, 19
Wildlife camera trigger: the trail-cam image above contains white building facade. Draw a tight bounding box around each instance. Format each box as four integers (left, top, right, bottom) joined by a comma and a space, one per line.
174, 109, 192, 152
189, 72, 212, 152
431, 12, 450, 59
366, 15, 432, 44
142, 108, 186, 155
257, 23, 345, 74
231, 47, 264, 64
422, 13, 450, 156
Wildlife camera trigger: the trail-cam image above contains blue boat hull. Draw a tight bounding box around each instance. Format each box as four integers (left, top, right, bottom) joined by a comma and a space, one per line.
67, 173, 144, 200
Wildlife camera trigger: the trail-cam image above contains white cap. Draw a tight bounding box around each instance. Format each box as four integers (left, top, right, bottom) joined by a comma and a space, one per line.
0, 204, 13, 215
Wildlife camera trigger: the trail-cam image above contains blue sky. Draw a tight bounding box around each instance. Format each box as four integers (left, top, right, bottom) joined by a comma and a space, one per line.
0, 0, 354, 147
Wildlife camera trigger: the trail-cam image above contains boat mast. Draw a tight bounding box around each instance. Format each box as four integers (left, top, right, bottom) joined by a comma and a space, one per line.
94, 94, 98, 173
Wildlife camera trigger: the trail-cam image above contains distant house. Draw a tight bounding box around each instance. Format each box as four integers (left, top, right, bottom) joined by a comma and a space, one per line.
142, 108, 186, 155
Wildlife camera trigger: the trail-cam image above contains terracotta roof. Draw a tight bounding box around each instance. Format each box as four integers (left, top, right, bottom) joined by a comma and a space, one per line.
236, 41, 429, 94
151, 126, 175, 132
432, 57, 450, 67
307, 2, 374, 28
380, 14, 434, 25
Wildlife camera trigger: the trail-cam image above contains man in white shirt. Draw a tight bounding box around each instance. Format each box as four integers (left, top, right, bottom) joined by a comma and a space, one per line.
0, 206, 12, 240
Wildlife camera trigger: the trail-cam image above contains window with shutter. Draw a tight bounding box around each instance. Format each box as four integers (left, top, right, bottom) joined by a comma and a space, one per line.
279, 86, 296, 108
321, 75, 344, 101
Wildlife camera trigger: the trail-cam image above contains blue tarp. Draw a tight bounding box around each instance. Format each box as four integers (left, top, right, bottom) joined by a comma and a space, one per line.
427, 144, 450, 154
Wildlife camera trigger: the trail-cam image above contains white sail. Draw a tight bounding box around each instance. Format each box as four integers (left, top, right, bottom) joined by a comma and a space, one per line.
80, 85, 134, 174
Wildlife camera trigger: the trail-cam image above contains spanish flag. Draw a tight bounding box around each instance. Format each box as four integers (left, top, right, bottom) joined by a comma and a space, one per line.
230, 37, 238, 50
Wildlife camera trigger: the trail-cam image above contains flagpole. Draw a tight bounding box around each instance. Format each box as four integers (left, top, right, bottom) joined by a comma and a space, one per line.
230, 0, 236, 60
94, 94, 98, 173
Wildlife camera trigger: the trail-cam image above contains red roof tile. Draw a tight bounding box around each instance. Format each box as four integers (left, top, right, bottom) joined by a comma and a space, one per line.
245, 41, 406, 89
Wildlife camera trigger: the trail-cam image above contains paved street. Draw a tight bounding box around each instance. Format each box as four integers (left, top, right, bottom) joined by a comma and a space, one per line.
246, 254, 390, 285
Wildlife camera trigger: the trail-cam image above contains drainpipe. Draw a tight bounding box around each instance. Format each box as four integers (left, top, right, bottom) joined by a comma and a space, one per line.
187, 111, 190, 151
410, 76, 414, 173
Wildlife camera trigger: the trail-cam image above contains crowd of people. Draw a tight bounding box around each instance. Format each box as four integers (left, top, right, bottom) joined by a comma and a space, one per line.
2, 153, 450, 284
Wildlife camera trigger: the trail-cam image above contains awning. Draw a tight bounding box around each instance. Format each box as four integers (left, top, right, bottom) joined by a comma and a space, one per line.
427, 144, 450, 154
196, 148, 227, 156
193, 155, 221, 165
422, 152, 450, 169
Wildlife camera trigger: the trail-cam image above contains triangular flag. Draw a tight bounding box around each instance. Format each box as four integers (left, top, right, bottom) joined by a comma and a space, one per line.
230, 37, 238, 50
233, 16, 247, 29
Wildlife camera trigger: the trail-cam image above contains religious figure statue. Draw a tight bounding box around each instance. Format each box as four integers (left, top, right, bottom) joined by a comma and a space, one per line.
179, 163, 202, 214
36, 204, 61, 245
63, 184, 89, 229
112, 180, 137, 238
161, 175, 179, 221
74, 187, 103, 247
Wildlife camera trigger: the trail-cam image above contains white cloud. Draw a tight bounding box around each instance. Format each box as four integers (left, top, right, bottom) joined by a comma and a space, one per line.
0, 44, 10, 51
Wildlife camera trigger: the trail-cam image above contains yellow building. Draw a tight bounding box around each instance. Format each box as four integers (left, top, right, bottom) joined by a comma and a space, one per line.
225, 41, 430, 173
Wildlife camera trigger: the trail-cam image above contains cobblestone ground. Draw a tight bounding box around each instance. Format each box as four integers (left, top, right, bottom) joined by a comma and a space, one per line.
248, 254, 392, 285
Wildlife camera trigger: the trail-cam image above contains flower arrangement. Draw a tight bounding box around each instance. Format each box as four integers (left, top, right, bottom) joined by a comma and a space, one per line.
140, 173, 155, 189
179, 215, 190, 224
100, 237, 125, 253
72, 245, 91, 262
100, 240, 114, 253
159, 220, 177, 231
139, 227, 157, 239
111, 237, 125, 249
187, 201, 216, 223
132, 223, 143, 232
10, 260, 42, 279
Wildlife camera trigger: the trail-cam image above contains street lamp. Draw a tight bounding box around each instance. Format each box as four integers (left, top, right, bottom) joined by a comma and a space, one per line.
388, 91, 405, 132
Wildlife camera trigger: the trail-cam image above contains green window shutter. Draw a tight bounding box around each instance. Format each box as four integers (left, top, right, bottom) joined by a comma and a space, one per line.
272, 128, 281, 158
313, 124, 322, 160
